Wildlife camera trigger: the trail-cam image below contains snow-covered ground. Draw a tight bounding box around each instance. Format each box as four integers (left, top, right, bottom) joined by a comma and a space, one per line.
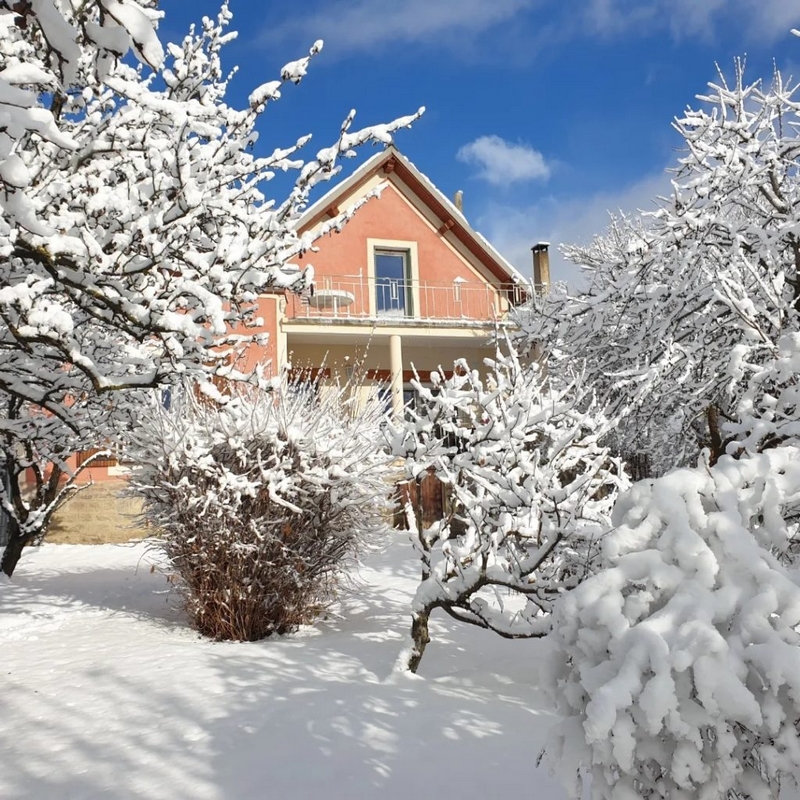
1, 539, 567, 800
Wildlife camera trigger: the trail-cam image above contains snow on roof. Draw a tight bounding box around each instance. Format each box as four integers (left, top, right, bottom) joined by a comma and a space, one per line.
296, 147, 390, 228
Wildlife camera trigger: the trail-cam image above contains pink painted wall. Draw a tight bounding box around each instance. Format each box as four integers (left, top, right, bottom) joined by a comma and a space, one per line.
294, 185, 502, 320
28, 453, 122, 486
237, 294, 280, 377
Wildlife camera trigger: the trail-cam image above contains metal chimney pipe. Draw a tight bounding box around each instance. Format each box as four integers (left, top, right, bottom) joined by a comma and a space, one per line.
532, 242, 551, 293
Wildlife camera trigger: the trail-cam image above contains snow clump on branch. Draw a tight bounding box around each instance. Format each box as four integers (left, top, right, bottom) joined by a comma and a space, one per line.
544, 447, 800, 800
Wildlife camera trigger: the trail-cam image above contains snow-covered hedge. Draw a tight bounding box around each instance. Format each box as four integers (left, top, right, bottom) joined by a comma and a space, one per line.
544, 447, 800, 800
128, 378, 393, 641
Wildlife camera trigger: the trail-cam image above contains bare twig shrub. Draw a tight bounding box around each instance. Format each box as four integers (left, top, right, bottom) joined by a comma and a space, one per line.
128, 377, 392, 641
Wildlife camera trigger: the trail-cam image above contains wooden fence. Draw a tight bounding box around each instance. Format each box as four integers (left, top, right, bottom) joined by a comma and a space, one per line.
394, 469, 447, 530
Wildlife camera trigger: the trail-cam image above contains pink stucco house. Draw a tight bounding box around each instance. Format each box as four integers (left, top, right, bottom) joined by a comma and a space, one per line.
238, 144, 546, 414
44, 145, 550, 541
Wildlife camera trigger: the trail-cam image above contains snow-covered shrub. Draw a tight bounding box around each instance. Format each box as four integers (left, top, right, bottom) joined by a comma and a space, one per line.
544, 447, 800, 800
128, 377, 392, 641
386, 347, 627, 672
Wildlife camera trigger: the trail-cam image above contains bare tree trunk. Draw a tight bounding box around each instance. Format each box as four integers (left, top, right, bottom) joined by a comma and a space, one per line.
624, 452, 651, 482
407, 605, 432, 674
707, 404, 724, 466
1, 518, 26, 578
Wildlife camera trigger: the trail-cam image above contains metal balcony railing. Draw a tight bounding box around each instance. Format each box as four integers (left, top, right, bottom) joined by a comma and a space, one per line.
285, 275, 529, 323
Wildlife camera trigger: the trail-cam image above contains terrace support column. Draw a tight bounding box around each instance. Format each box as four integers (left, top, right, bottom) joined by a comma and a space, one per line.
389, 334, 404, 417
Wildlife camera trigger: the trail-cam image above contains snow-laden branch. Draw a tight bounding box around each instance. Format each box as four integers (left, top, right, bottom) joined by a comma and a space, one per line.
516, 59, 800, 473
386, 344, 627, 672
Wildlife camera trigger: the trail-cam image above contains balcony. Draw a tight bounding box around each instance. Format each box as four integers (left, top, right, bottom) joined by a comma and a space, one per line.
285, 275, 529, 325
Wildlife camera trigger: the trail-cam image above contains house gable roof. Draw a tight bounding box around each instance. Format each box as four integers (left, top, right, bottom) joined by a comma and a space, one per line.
296, 145, 528, 287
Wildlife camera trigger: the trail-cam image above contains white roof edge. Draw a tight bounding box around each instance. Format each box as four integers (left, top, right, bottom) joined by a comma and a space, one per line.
295, 145, 529, 286
392, 148, 528, 285
295, 147, 390, 230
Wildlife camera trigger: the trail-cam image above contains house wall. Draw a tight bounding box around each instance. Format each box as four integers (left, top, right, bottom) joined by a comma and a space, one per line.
44, 156, 518, 536
286, 338, 501, 423
236, 294, 283, 377
295, 184, 506, 320
47, 480, 147, 544
285, 340, 496, 379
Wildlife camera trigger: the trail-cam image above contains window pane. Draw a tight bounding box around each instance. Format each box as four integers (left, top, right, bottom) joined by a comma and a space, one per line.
375, 251, 410, 316
375, 252, 406, 282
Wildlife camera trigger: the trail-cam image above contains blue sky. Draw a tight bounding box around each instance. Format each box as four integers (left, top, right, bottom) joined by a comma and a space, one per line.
159, 1, 800, 284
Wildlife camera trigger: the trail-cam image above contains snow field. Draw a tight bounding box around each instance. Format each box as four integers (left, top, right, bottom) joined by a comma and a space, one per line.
1, 540, 566, 800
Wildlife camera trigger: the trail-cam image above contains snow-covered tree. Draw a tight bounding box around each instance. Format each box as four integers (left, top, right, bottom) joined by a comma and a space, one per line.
2, 3, 422, 423
544, 447, 800, 800
386, 347, 627, 673
0, 0, 164, 251
0, 394, 122, 576
0, 2, 421, 574
519, 61, 800, 474
725, 330, 800, 456
516, 54, 800, 800
0, 0, 158, 576
127, 375, 393, 641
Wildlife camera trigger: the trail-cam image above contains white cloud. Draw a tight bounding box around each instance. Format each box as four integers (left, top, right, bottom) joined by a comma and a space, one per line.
581, 0, 800, 43
260, 0, 533, 55
475, 169, 672, 288
457, 135, 551, 186
260, 0, 800, 62
738, 0, 800, 42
